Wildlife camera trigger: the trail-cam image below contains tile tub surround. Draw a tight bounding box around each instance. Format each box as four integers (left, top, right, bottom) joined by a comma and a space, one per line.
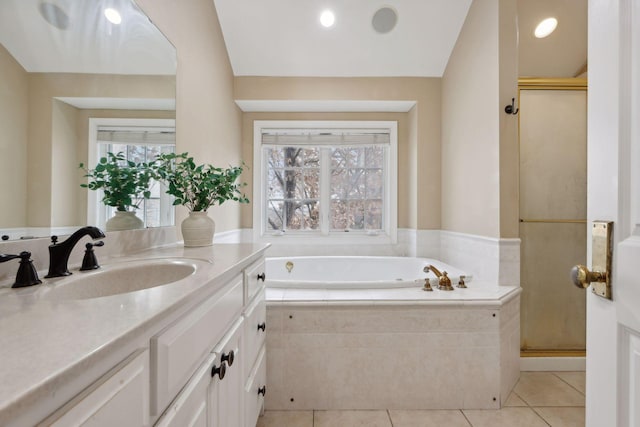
0, 242, 269, 427
265, 286, 520, 411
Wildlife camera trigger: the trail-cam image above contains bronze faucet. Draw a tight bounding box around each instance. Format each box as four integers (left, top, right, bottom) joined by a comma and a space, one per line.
0, 251, 42, 288
45, 226, 105, 278
424, 265, 454, 291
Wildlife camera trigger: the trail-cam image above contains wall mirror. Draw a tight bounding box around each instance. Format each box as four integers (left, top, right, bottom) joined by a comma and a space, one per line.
0, 0, 176, 241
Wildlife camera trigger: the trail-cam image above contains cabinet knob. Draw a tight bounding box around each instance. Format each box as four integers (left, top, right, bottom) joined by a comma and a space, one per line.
257, 272, 266, 282
211, 363, 226, 380
258, 386, 266, 396
257, 322, 266, 332
221, 350, 235, 367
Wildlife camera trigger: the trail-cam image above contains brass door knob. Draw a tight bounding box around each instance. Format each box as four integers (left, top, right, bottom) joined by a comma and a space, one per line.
570, 264, 606, 289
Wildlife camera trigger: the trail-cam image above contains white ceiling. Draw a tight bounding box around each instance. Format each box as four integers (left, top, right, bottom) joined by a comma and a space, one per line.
213, 0, 473, 77
214, 0, 587, 80
0, 0, 176, 75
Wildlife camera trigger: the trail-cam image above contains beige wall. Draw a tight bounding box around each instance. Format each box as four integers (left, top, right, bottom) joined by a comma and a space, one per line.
234, 77, 441, 230
51, 100, 80, 227
138, 0, 244, 233
441, 0, 517, 238
498, 0, 519, 238
0, 44, 28, 227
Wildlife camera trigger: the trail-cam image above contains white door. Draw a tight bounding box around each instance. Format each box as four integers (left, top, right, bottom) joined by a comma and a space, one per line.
587, 1, 640, 426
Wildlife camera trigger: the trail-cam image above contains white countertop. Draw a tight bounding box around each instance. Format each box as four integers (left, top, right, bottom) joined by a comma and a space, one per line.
0, 243, 269, 426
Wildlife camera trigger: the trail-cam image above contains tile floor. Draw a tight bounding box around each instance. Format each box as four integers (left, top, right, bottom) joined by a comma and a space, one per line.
257, 371, 585, 427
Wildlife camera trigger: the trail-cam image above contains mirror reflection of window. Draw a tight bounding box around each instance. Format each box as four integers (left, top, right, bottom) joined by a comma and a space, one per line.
92, 120, 176, 229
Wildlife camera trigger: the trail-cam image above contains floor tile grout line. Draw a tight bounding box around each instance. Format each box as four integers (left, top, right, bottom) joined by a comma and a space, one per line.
529, 406, 555, 427
460, 409, 474, 427
552, 372, 586, 396
386, 409, 394, 427
512, 390, 531, 407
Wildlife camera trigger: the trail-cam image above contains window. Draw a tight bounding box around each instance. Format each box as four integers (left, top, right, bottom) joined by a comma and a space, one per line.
87, 118, 176, 229
254, 121, 397, 242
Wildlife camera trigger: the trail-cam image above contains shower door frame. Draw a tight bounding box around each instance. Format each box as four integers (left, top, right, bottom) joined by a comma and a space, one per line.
517, 78, 588, 357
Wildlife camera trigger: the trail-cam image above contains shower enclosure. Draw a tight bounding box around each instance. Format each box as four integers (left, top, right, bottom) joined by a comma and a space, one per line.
518, 78, 587, 354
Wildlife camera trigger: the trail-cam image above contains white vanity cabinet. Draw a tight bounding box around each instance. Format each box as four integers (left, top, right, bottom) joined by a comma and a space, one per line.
156, 320, 244, 427
151, 275, 244, 416
153, 256, 267, 427
6, 247, 269, 427
40, 349, 150, 427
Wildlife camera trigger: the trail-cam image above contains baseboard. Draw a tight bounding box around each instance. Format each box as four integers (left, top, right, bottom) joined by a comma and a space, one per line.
520, 356, 586, 371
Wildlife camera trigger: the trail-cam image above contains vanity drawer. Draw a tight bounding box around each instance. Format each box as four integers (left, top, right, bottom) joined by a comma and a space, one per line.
244, 259, 266, 304
41, 349, 149, 427
243, 290, 266, 378
244, 347, 266, 427
151, 275, 243, 415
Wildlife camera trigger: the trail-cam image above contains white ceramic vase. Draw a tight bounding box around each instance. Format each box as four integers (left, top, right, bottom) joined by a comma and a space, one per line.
181, 211, 215, 247
105, 210, 144, 232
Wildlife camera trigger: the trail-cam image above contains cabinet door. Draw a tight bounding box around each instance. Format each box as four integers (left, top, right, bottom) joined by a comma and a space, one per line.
40, 349, 149, 427
152, 275, 243, 414
244, 347, 266, 427
210, 319, 244, 427
244, 259, 266, 304
155, 353, 217, 427
243, 289, 266, 380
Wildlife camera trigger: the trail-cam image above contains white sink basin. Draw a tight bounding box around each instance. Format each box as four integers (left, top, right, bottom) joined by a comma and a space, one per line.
44, 259, 206, 300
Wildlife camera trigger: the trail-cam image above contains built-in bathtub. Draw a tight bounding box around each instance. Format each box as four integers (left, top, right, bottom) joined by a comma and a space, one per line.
264, 256, 521, 411
266, 256, 469, 289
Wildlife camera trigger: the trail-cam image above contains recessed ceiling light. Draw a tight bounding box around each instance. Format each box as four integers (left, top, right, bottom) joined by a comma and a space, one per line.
104, 8, 122, 25
320, 10, 335, 28
534, 17, 558, 38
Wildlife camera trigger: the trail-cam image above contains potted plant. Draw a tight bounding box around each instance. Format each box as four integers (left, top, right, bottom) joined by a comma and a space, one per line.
152, 152, 249, 246
80, 152, 154, 231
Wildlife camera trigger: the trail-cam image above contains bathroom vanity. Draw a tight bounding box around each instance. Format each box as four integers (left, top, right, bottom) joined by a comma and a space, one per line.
0, 243, 268, 427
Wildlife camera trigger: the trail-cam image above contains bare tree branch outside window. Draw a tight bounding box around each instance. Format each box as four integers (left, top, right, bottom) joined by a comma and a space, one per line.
265, 143, 385, 233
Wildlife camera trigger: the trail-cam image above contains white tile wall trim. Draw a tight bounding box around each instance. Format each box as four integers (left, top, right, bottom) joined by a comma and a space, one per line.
520, 357, 586, 372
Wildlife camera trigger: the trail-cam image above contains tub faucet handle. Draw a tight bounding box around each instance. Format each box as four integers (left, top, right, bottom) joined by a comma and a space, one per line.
438, 271, 454, 291
457, 275, 467, 288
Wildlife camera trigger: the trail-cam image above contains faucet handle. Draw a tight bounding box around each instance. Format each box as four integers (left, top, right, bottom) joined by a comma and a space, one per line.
457, 275, 467, 288
1, 251, 42, 288
438, 271, 454, 291
80, 241, 105, 271
51, 235, 58, 245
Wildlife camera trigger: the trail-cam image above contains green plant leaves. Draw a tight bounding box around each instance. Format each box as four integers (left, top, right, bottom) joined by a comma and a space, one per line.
80, 151, 249, 213
150, 152, 249, 212
79, 152, 154, 211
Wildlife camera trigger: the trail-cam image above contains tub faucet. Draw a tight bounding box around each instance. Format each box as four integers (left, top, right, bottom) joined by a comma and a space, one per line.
424, 265, 454, 291
45, 226, 105, 278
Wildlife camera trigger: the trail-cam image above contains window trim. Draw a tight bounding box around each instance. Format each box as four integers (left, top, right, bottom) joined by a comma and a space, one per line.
87, 117, 176, 228
253, 120, 398, 244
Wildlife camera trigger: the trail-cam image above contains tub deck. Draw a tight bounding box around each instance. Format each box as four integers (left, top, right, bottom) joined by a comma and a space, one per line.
267, 280, 518, 306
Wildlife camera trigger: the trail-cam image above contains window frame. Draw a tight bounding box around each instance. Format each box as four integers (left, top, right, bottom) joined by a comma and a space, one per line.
87, 117, 176, 229
253, 120, 397, 244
